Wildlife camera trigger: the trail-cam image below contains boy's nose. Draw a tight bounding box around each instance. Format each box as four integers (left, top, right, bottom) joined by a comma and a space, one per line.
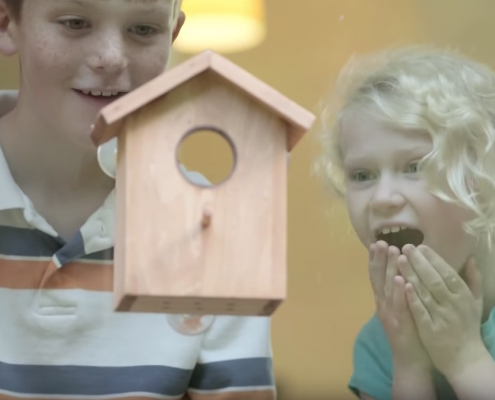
87, 36, 129, 73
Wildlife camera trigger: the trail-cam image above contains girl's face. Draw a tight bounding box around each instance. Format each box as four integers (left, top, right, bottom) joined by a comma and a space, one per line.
340, 111, 477, 272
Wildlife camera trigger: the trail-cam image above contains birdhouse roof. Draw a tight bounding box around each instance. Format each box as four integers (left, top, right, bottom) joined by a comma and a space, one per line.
91, 51, 315, 151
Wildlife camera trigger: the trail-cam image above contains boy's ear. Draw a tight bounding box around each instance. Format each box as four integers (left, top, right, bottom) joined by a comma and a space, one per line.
0, 1, 17, 56
172, 11, 185, 43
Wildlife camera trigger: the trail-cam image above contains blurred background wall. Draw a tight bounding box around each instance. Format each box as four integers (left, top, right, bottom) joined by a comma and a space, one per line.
1, 1, 494, 398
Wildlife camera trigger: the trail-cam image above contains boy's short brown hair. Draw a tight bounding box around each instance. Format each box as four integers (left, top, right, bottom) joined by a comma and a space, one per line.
3, 0, 22, 20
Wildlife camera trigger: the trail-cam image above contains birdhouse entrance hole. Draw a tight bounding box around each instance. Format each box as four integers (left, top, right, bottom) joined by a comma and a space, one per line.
177, 126, 236, 187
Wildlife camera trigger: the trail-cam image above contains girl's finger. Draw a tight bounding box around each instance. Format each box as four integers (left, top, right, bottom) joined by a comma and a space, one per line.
464, 256, 482, 301
398, 255, 438, 313
392, 275, 407, 318
369, 241, 388, 298
406, 282, 433, 327
385, 246, 400, 299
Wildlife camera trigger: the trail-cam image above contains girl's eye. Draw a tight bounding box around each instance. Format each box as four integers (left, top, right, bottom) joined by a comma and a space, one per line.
61, 18, 89, 30
130, 25, 157, 37
352, 170, 375, 182
406, 162, 419, 173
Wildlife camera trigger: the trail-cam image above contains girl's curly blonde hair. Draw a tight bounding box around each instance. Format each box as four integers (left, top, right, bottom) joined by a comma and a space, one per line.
315, 46, 495, 244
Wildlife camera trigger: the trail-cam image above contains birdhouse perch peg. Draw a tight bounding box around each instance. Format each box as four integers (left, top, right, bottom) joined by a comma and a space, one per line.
91, 50, 315, 317
201, 205, 213, 229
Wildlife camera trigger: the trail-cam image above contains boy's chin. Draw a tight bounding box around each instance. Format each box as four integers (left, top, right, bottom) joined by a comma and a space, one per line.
65, 127, 99, 151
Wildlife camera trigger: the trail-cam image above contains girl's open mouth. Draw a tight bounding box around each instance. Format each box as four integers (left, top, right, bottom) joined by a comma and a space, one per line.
375, 227, 424, 249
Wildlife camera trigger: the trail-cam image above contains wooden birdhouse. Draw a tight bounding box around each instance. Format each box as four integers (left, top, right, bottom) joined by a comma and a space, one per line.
91, 51, 315, 317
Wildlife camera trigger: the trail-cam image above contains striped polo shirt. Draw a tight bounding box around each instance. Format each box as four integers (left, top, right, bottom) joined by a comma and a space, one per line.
0, 142, 276, 399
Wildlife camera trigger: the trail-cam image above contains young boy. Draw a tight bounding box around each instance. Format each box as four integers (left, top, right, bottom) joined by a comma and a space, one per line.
0, 0, 275, 399
316, 47, 495, 400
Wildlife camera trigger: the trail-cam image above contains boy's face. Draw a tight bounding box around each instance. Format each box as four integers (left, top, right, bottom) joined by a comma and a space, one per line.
340, 112, 477, 272
0, 0, 184, 148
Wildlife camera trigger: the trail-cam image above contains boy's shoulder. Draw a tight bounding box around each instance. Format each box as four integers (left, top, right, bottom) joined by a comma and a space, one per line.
0, 140, 24, 211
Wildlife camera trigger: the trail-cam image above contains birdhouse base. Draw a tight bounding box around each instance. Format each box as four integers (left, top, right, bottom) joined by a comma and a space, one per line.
115, 294, 283, 316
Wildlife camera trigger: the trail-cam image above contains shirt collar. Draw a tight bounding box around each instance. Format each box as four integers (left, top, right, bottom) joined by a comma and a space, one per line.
0, 143, 25, 211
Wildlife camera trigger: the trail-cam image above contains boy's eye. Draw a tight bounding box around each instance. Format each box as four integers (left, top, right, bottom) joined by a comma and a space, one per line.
61, 18, 89, 30
352, 170, 375, 182
130, 25, 157, 37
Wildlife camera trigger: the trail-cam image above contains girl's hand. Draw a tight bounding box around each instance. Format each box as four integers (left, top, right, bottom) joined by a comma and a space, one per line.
399, 244, 485, 378
369, 241, 432, 370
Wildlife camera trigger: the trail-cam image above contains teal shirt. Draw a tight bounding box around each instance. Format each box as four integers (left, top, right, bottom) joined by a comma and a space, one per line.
349, 308, 495, 399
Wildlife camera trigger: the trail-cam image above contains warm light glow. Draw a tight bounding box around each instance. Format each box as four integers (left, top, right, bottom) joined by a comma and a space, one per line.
174, 0, 266, 54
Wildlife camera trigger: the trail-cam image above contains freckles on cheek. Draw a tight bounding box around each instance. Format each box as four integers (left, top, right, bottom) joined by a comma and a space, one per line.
24, 35, 68, 80
136, 47, 171, 80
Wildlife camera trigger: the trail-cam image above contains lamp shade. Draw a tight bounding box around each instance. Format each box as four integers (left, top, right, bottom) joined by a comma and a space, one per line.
174, 0, 266, 54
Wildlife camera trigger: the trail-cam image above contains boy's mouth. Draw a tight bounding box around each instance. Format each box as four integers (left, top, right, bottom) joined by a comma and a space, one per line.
74, 89, 128, 103
375, 226, 424, 249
